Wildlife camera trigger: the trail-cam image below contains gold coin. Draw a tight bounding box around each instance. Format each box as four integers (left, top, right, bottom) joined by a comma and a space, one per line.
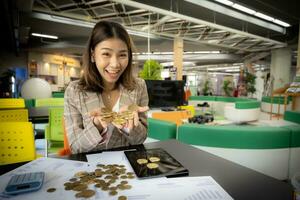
120, 175, 127, 179
69, 178, 77, 182
147, 163, 159, 169
97, 164, 105, 168
123, 184, 132, 190
109, 190, 118, 196
75, 189, 95, 198
149, 156, 160, 162
47, 188, 56, 193
74, 171, 88, 178
137, 158, 148, 165
101, 107, 111, 113
128, 104, 138, 112
127, 175, 135, 179
102, 116, 114, 123
118, 196, 127, 200
73, 184, 88, 191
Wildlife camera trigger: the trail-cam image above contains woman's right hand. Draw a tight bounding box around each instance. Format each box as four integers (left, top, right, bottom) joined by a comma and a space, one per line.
89, 108, 110, 132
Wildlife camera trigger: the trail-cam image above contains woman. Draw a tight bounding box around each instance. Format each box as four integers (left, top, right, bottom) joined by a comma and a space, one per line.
64, 21, 149, 154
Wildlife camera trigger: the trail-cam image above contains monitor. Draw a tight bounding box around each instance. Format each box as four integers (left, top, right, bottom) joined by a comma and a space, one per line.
145, 80, 184, 108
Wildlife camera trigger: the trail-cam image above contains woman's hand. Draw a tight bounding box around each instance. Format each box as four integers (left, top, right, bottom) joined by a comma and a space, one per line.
89, 108, 111, 132
112, 105, 149, 132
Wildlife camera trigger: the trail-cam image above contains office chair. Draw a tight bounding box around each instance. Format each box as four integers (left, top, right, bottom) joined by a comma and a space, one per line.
35, 98, 64, 107
0, 109, 28, 122
0, 98, 25, 109
45, 107, 64, 154
0, 122, 36, 165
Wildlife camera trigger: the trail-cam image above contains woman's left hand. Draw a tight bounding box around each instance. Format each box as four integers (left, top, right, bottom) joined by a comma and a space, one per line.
112, 105, 149, 132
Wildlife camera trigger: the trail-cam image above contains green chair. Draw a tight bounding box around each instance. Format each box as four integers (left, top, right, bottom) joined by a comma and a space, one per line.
147, 118, 177, 140
35, 98, 64, 107
45, 107, 64, 154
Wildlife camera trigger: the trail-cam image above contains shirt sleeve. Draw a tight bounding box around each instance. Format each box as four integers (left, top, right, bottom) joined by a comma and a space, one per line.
64, 82, 106, 154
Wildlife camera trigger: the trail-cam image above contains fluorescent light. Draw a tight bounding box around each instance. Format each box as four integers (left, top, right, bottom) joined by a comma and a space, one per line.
214, 0, 234, 6
127, 29, 157, 39
232, 4, 256, 15
273, 19, 290, 27
212, 0, 290, 28
31, 33, 58, 39
254, 12, 274, 22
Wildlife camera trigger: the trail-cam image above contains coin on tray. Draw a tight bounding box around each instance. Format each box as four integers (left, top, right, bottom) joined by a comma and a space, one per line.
146, 163, 159, 169
148, 156, 160, 162
136, 158, 148, 165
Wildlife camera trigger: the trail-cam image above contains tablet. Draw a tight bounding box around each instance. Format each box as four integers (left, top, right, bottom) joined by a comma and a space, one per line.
124, 148, 188, 179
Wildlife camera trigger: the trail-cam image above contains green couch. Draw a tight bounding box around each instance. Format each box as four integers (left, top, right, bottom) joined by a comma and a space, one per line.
177, 110, 300, 180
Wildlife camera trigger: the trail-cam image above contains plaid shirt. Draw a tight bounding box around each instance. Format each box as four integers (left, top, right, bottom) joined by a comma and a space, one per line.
64, 78, 148, 154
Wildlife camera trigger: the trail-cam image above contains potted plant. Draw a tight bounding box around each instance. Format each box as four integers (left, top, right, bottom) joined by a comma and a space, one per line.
139, 59, 162, 80
202, 80, 212, 96
222, 80, 233, 96
245, 71, 256, 96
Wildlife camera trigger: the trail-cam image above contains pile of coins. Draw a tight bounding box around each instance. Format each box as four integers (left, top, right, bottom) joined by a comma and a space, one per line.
100, 104, 139, 126
47, 164, 135, 200
137, 156, 160, 169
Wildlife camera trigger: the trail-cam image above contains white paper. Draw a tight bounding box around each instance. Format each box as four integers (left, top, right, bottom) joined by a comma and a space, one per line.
0, 157, 234, 200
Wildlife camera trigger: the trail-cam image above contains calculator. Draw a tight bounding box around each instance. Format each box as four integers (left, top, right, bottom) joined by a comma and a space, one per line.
4, 172, 45, 195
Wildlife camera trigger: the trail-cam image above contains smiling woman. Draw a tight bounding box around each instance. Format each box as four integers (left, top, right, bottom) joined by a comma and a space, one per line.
64, 20, 149, 154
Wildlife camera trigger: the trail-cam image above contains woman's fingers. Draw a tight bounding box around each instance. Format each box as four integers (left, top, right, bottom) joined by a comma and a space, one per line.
128, 118, 134, 130
133, 112, 139, 127
137, 106, 149, 113
89, 108, 102, 117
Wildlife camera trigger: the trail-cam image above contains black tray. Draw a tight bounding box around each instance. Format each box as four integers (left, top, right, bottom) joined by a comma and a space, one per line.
124, 148, 188, 179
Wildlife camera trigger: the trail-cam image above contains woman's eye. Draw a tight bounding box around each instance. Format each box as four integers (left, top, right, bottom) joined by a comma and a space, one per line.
119, 54, 127, 58
102, 52, 110, 56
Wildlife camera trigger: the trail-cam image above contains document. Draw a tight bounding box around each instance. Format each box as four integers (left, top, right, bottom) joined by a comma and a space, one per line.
0, 156, 234, 200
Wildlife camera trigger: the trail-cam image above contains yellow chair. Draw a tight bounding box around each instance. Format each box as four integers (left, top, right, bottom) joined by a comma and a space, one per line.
0, 98, 25, 109
178, 105, 195, 116
0, 109, 28, 122
0, 122, 36, 165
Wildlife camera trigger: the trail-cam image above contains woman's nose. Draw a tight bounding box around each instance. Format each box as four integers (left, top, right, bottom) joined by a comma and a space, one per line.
110, 55, 120, 68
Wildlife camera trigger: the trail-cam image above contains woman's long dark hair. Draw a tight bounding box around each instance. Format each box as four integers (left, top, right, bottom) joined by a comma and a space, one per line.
79, 20, 136, 92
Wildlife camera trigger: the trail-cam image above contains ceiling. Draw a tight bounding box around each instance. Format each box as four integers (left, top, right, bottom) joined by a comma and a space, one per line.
1, 0, 299, 73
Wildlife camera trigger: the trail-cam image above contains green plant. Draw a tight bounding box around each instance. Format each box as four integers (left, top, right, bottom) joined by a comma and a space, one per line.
222, 80, 233, 96
202, 80, 212, 95
139, 59, 162, 80
245, 71, 256, 95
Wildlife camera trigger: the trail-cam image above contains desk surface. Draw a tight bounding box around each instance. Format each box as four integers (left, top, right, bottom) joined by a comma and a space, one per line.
1, 140, 293, 199
70, 139, 293, 200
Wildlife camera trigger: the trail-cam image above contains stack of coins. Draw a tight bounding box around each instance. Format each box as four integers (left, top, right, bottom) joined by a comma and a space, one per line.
46, 164, 135, 199
99, 104, 138, 126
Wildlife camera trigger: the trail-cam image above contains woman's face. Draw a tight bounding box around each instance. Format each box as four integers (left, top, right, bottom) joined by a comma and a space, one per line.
92, 38, 129, 87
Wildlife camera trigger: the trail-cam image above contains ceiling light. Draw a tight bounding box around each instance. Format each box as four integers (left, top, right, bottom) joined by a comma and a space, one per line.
254, 12, 274, 22
273, 19, 290, 27
31, 33, 58, 39
214, 0, 234, 6
232, 4, 256, 15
